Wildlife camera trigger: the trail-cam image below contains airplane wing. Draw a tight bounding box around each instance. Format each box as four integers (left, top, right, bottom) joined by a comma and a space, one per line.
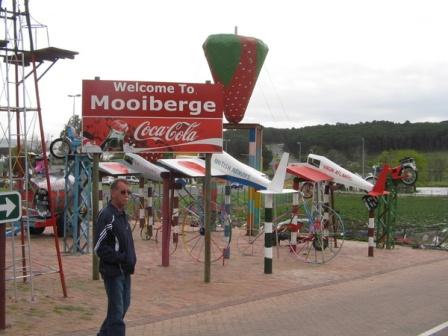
124, 153, 167, 182
99, 161, 141, 176
211, 152, 271, 190
287, 163, 333, 182
158, 157, 225, 178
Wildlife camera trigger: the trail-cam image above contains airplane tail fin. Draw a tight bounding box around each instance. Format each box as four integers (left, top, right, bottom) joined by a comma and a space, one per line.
268, 153, 289, 192
368, 164, 390, 196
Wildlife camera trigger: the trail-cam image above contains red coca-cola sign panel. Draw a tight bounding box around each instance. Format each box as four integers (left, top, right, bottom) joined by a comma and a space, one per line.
82, 79, 224, 153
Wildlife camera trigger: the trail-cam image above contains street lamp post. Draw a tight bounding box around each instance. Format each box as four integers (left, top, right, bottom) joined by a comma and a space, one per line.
68, 94, 81, 116
297, 142, 301, 162
361, 137, 365, 178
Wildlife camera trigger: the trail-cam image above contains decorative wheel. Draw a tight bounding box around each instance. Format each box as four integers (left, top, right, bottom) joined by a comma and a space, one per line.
181, 205, 230, 263
50, 138, 71, 159
289, 203, 345, 264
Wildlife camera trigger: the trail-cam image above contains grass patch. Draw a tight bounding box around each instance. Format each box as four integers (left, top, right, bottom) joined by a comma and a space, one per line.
53, 304, 91, 315
334, 193, 448, 231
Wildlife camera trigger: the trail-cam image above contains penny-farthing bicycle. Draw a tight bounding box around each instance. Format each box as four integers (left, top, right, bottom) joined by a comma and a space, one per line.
277, 184, 345, 264
180, 185, 232, 263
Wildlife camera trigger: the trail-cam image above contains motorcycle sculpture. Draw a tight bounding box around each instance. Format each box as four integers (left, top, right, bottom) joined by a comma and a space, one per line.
365, 157, 418, 186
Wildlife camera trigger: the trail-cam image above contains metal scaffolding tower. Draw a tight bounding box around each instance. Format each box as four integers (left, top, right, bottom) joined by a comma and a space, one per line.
0, 0, 78, 301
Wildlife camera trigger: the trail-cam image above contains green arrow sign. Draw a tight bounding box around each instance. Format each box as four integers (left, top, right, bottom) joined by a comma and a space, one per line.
0, 191, 21, 224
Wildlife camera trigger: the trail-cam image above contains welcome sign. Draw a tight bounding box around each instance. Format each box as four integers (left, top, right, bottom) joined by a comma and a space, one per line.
82, 80, 224, 153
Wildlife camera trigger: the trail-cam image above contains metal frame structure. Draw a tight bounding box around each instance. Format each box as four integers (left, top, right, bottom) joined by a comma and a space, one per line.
0, 1, 77, 303
63, 154, 92, 254
375, 177, 398, 249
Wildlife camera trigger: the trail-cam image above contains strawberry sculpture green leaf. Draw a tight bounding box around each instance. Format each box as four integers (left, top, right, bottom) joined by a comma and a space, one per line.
203, 34, 268, 124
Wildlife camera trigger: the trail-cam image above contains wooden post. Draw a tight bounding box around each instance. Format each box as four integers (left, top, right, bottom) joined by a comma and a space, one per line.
92, 153, 100, 280
0, 224, 5, 329
204, 154, 212, 282
161, 175, 171, 266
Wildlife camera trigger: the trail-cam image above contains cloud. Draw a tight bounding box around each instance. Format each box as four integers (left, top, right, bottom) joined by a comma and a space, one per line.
242, 63, 448, 127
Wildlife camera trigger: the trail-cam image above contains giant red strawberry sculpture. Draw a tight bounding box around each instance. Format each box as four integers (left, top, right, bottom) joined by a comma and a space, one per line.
203, 34, 268, 124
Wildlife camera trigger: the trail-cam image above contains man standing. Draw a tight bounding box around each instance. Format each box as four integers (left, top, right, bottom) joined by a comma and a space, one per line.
94, 178, 137, 336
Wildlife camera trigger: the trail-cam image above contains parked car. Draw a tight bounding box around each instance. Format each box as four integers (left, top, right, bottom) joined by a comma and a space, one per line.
119, 175, 140, 185
102, 176, 114, 185
230, 182, 244, 189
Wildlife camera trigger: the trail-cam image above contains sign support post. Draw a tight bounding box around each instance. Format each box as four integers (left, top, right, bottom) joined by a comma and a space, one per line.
0, 191, 22, 330
92, 153, 100, 280
204, 154, 212, 283
0, 224, 5, 330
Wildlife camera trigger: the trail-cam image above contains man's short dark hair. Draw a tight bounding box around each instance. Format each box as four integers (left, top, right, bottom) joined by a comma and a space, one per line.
111, 178, 128, 190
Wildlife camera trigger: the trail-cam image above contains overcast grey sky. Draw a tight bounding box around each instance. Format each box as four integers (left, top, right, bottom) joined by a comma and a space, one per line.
21, 0, 448, 136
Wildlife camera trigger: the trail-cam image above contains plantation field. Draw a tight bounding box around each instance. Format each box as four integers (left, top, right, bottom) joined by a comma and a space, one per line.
334, 192, 448, 233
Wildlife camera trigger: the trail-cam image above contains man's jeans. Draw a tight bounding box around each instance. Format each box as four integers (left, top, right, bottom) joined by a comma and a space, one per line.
98, 274, 131, 336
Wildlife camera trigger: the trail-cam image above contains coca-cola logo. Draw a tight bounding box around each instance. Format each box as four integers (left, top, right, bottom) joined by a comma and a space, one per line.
134, 121, 199, 143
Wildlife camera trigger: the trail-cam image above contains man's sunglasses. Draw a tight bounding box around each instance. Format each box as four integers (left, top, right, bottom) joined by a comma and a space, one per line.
120, 190, 132, 195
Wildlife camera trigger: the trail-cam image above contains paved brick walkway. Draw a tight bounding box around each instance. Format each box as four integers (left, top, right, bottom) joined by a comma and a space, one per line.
2, 228, 447, 335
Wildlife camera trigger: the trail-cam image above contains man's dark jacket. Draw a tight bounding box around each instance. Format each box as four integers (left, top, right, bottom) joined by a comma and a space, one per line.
94, 202, 137, 277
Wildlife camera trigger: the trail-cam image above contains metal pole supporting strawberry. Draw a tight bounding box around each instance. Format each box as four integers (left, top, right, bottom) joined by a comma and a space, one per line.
203, 34, 268, 124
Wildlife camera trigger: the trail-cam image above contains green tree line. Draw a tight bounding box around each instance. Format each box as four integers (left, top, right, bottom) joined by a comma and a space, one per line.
224, 121, 448, 185
265, 120, 448, 159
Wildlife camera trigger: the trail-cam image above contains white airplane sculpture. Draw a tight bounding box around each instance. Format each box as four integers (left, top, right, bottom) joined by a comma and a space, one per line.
287, 153, 387, 196
96, 149, 291, 193
157, 151, 290, 192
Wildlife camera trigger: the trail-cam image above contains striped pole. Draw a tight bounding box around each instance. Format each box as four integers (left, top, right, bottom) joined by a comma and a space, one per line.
289, 178, 301, 253
368, 209, 375, 257
172, 183, 181, 245
290, 190, 299, 253
98, 180, 103, 210
323, 182, 330, 232
248, 126, 262, 236
223, 184, 231, 259
264, 193, 274, 274
146, 182, 154, 239
139, 177, 145, 230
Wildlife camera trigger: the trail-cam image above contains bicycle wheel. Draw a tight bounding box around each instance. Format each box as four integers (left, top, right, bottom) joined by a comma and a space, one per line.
289, 203, 345, 264
140, 209, 162, 241
236, 224, 264, 256
400, 167, 418, 185
50, 138, 71, 159
154, 223, 178, 255
181, 205, 228, 263
150, 208, 178, 255
300, 182, 314, 199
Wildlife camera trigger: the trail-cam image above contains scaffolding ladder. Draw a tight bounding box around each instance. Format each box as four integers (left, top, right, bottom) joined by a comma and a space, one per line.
0, 0, 77, 300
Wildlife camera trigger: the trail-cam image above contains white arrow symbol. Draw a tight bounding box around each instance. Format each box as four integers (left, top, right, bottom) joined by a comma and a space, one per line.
0, 197, 16, 217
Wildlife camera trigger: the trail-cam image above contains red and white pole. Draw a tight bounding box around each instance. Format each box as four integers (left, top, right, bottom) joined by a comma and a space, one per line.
368, 209, 375, 257
146, 182, 154, 238
289, 178, 300, 253
223, 184, 231, 258
139, 177, 145, 230
172, 183, 181, 245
